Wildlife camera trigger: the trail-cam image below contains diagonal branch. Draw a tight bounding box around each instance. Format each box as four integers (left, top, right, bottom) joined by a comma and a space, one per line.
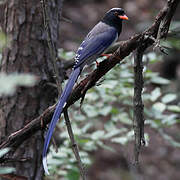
0, 0, 179, 163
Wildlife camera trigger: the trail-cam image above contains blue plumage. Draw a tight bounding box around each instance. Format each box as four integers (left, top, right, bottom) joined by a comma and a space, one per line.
42, 8, 128, 174
74, 24, 118, 68
43, 67, 81, 174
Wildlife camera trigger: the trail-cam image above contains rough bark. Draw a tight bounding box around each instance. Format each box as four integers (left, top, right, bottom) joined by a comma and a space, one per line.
0, 0, 62, 179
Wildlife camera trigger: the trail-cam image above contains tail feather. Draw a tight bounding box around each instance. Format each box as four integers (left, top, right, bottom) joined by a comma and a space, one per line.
43, 67, 81, 174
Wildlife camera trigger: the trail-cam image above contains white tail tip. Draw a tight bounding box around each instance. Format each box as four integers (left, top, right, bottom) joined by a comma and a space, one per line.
43, 157, 50, 175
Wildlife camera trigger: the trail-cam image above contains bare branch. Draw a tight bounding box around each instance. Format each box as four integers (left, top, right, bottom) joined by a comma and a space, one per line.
64, 109, 86, 180
41, 0, 62, 95
133, 46, 146, 166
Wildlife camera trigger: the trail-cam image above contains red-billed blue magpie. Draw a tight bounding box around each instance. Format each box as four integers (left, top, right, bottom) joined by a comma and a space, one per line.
43, 8, 128, 174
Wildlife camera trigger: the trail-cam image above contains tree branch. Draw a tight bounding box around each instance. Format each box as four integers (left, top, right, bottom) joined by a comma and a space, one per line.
133, 46, 145, 166
0, 0, 179, 163
64, 109, 86, 180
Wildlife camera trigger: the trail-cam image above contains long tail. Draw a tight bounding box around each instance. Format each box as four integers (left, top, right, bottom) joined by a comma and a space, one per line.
42, 67, 81, 174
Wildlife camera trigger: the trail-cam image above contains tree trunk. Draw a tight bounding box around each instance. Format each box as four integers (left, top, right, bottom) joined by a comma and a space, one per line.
0, 0, 62, 179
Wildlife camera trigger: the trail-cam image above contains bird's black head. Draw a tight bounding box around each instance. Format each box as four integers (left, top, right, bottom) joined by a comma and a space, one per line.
102, 8, 128, 34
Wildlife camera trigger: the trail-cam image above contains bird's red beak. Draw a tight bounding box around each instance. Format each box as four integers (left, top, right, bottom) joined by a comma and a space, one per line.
118, 14, 129, 20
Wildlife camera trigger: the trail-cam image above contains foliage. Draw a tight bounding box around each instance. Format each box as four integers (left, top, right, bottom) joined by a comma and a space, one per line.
0, 148, 15, 174
0, 73, 37, 96
46, 49, 180, 179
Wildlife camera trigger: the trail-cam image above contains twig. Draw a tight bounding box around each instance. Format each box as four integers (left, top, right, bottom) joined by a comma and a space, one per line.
41, 0, 62, 95
64, 109, 86, 180
60, 16, 72, 23
133, 46, 145, 166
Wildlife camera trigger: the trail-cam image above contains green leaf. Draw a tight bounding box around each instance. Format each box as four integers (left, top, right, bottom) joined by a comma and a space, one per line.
111, 136, 128, 145
147, 52, 158, 63
152, 102, 166, 113
98, 143, 115, 152
91, 130, 105, 140
48, 158, 63, 166
85, 91, 99, 101
58, 48, 75, 60
81, 123, 93, 133
167, 105, 180, 113
98, 105, 112, 116
83, 104, 98, 117
0, 73, 36, 96
66, 168, 80, 180
0, 148, 15, 174
118, 113, 132, 125
150, 76, 170, 85
110, 107, 119, 115
81, 157, 91, 165
161, 94, 177, 103
77, 138, 90, 145
144, 133, 150, 146
162, 114, 178, 126
0, 167, 15, 174
102, 80, 118, 89
73, 114, 86, 121
150, 88, 161, 101
0, 148, 10, 158
57, 170, 67, 176
83, 141, 97, 151
103, 129, 123, 139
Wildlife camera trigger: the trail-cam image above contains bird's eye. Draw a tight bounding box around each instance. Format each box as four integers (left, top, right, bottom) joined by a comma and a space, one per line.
114, 12, 118, 16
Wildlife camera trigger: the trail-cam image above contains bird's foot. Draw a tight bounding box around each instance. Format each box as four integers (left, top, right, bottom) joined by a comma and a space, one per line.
101, 53, 112, 58
95, 60, 99, 67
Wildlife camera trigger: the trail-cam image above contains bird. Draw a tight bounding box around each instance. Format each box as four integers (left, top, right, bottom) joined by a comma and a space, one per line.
42, 7, 128, 174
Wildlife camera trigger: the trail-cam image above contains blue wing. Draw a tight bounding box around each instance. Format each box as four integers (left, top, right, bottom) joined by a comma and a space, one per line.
74, 25, 118, 68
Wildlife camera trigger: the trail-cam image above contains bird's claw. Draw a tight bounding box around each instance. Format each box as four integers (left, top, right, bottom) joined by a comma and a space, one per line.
95, 60, 99, 67
101, 53, 112, 58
